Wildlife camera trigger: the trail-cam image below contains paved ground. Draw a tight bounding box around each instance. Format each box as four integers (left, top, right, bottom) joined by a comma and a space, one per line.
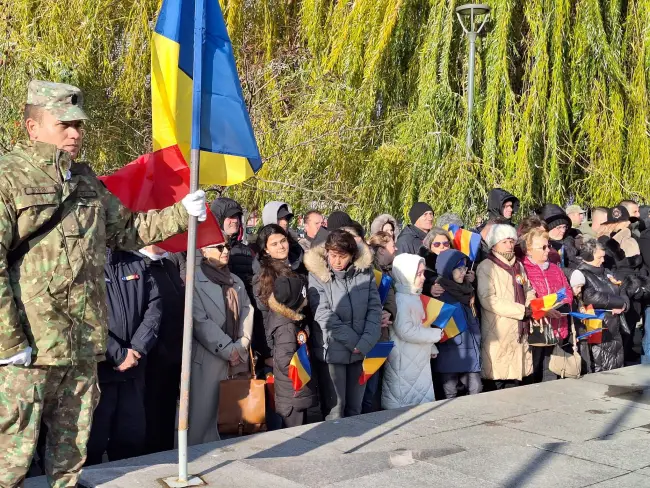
26, 364, 650, 487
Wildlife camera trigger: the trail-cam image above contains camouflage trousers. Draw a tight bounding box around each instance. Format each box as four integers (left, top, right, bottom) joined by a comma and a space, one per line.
0, 362, 99, 488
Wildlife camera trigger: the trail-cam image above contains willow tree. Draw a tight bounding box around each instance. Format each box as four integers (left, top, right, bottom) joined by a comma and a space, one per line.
2, 0, 649, 226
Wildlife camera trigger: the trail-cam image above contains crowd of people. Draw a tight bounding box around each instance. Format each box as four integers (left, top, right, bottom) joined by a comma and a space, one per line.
4, 80, 650, 487
78, 191, 650, 467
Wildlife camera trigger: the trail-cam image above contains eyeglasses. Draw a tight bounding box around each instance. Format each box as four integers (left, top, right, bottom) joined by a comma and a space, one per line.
531, 245, 549, 251
206, 243, 232, 252
454, 266, 468, 273
432, 241, 451, 249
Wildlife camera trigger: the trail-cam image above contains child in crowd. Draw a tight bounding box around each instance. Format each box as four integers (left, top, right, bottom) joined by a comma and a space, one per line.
382, 254, 442, 409
432, 250, 482, 398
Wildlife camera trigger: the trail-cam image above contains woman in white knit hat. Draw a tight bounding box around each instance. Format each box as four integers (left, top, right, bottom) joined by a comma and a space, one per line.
477, 224, 536, 390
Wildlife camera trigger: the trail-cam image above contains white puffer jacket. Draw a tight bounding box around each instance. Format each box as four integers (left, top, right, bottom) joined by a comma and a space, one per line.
381, 254, 442, 410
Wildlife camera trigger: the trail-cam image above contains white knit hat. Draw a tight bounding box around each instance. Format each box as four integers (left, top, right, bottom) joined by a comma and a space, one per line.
486, 224, 518, 250
570, 270, 586, 288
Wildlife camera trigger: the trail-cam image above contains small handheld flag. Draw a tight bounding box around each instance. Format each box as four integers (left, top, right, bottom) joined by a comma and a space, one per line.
420, 295, 466, 342
359, 341, 394, 385
443, 224, 482, 262
288, 343, 312, 392
575, 305, 606, 343
373, 269, 393, 306
530, 288, 567, 320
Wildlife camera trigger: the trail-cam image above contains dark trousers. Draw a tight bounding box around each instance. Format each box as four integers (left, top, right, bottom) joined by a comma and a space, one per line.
483, 375, 534, 391
531, 346, 554, 383
361, 367, 383, 414
440, 372, 482, 399
144, 357, 181, 454
282, 409, 307, 428
86, 377, 146, 466
318, 361, 366, 420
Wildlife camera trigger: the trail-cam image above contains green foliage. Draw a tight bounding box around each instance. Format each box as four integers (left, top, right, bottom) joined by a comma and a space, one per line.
1, 0, 649, 228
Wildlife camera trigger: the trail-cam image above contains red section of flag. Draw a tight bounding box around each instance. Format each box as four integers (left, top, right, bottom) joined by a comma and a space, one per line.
99, 145, 224, 252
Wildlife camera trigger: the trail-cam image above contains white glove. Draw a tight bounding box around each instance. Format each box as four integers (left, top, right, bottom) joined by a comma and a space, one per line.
181, 190, 207, 222
0, 347, 33, 367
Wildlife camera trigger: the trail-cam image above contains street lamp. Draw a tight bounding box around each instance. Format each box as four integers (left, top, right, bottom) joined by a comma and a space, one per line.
456, 3, 490, 158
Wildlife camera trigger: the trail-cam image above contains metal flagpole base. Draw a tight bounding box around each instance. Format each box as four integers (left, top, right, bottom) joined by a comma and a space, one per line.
160, 475, 206, 487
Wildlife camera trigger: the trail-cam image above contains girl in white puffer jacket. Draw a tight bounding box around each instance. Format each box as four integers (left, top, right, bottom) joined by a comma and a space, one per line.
381, 253, 442, 409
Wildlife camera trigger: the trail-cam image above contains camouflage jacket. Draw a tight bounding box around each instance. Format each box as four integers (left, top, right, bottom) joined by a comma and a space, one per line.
0, 141, 190, 366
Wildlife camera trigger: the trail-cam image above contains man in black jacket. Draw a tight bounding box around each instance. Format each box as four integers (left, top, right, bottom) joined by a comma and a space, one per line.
139, 246, 186, 455
210, 198, 255, 295
396, 202, 434, 254
85, 249, 162, 465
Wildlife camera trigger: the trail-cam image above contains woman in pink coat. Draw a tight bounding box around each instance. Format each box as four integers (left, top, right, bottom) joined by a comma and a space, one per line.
522, 228, 573, 383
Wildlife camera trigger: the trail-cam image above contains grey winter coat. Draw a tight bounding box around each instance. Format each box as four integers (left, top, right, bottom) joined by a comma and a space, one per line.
304, 243, 382, 364
396, 225, 427, 255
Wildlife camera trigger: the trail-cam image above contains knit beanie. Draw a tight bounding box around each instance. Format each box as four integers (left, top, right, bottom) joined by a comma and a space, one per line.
409, 202, 433, 224
486, 224, 518, 250
569, 270, 586, 288
273, 276, 306, 311
327, 211, 353, 232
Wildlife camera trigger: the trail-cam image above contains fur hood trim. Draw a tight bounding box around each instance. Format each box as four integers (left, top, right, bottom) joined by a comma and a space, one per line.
304, 241, 374, 283
268, 294, 305, 321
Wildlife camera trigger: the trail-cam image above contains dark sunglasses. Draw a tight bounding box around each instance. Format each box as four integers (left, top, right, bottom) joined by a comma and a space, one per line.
532, 245, 549, 251
212, 243, 232, 252
432, 241, 451, 249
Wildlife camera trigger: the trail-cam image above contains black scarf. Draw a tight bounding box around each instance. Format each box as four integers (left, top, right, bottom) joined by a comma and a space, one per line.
437, 276, 474, 306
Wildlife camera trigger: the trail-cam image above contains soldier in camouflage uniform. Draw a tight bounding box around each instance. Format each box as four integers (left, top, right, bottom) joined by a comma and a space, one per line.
0, 81, 206, 488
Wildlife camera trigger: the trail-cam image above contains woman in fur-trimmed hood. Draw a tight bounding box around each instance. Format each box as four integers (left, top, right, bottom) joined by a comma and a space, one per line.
304, 229, 382, 419
266, 275, 318, 428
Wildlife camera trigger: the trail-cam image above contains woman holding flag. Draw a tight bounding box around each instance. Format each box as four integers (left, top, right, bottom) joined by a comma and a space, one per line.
266, 276, 318, 427
577, 239, 628, 372
522, 228, 573, 382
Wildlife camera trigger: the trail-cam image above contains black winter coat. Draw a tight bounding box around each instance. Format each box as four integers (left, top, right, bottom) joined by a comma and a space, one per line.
102, 249, 163, 382
614, 256, 650, 333
396, 225, 427, 255
145, 253, 186, 365
251, 240, 307, 360
266, 295, 318, 417
578, 262, 629, 372
487, 188, 519, 223
419, 248, 439, 298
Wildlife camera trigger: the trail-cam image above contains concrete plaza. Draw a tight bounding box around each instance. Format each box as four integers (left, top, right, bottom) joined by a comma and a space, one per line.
26, 364, 650, 487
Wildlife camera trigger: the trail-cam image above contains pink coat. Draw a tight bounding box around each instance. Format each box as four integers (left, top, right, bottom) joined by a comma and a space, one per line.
523, 257, 573, 340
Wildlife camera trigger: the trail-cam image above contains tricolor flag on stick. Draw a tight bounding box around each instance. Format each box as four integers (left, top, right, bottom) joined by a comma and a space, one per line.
530, 288, 567, 320
574, 305, 606, 343
374, 269, 394, 306
359, 341, 394, 385
443, 224, 482, 262
420, 295, 466, 342
288, 343, 312, 392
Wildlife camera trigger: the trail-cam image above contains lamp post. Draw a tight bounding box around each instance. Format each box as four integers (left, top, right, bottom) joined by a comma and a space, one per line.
456, 3, 490, 158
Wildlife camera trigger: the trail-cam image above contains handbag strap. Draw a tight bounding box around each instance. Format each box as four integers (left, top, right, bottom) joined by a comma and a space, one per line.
570, 316, 578, 354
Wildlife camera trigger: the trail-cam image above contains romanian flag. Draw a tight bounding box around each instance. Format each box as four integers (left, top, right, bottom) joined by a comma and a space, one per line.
530, 288, 567, 320
288, 344, 312, 392
575, 305, 606, 344
151, 0, 262, 185
420, 295, 466, 342
443, 224, 482, 262
374, 269, 393, 305
359, 341, 394, 385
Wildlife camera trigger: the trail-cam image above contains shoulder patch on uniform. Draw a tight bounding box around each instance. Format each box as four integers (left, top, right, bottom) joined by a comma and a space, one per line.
24, 186, 57, 195
78, 190, 98, 198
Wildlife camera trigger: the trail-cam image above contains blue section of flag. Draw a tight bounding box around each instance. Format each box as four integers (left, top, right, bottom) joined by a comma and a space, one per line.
566, 310, 606, 320
155, 0, 262, 167
296, 343, 311, 378
433, 302, 457, 328
365, 341, 394, 359
378, 273, 393, 305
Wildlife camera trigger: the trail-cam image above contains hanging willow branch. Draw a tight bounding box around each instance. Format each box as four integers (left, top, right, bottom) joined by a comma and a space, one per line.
1, 0, 649, 228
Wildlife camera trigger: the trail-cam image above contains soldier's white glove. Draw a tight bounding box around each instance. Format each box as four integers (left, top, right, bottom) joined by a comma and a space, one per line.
181, 190, 207, 222
0, 347, 33, 367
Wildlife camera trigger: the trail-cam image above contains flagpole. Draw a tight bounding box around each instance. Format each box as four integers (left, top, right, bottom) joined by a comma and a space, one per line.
175, 0, 205, 484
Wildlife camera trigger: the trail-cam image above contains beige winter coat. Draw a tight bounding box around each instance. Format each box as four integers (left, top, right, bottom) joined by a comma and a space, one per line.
477, 254, 535, 381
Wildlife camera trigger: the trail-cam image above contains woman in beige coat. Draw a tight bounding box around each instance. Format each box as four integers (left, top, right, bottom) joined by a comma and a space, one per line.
477, 224, 536, 390
188, 242, 253, 445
